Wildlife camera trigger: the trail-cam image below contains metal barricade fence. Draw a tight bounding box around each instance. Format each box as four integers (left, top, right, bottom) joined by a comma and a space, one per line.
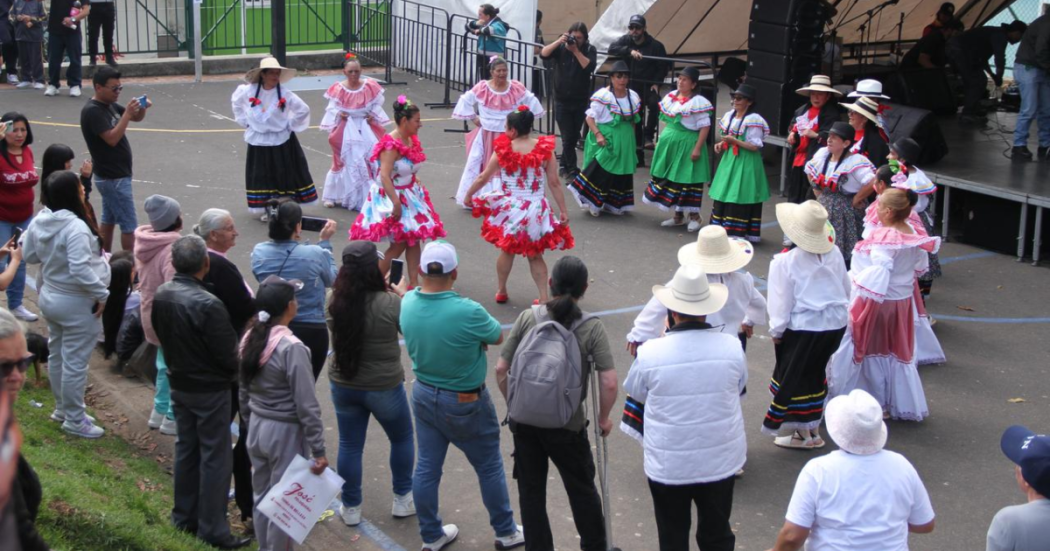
198, 0, 344, 55
76, 0, 187, 58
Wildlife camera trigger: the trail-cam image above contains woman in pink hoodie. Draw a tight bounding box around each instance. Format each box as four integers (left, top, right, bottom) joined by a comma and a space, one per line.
133, 194, 182, 435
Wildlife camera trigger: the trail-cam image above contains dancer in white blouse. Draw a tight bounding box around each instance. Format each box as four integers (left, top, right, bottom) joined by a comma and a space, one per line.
231, 57, 314, 220
320, 53, 390, 211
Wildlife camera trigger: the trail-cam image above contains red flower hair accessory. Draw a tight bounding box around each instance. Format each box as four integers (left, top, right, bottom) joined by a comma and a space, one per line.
517, 105, 529, 112
345, 52, 357, 60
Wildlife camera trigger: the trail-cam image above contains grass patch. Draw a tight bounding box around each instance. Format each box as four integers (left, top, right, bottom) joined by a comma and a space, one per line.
14, 384, 255, 551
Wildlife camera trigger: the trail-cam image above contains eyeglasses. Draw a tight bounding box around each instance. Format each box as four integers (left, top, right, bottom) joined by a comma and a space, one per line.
1, 354, 35, 377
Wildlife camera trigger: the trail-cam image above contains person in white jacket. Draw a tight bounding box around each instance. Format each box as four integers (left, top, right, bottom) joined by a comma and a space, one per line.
21, 171, 111, 438
626, 225, 766, 357
623, 264, 746, 551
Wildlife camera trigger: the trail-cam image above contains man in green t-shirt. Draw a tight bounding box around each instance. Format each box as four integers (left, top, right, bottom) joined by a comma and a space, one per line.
399, 241, 524, 550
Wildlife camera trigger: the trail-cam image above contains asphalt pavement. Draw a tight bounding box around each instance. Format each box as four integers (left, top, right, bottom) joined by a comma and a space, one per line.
6, 70, 1050, 551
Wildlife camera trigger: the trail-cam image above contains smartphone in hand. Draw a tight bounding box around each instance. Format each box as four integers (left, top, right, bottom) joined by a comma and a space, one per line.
389, 258, 404, 286
300, 216, 327, 232
10, 227, 22, 245
137, 95, 149, 109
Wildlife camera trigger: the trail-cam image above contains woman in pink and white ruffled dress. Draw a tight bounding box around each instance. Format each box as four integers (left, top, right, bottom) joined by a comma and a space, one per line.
320, 54, 390, 211
827, 189, 940, 422
452, 56, 544, 208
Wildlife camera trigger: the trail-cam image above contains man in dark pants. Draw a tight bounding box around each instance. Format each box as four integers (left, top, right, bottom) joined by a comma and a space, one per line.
0, 0, 19, 85
44, 0, 89, 97
947, 20, 1027, 123
87, 0, 117, 67
608, 14, 669, 154
540, 21, 597, 178
152, 235, 250, 550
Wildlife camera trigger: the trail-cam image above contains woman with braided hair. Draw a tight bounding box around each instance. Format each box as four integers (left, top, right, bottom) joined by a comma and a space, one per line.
232, 57, 315, 221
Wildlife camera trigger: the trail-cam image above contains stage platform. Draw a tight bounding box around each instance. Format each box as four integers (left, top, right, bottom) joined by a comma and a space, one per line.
766, 112, 1049, 265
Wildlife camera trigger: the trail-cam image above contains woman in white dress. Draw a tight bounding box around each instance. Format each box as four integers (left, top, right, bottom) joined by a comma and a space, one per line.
320, 53, 390, 211
231, 57, 314, 220
452, 56, 544, 207
827, 189, 938, 422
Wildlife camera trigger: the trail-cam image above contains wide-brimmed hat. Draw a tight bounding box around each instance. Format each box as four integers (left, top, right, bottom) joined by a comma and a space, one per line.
1001, 425, 1050, 498
826, 389, 888, 455
848, 79, 890, 100
843, 97, 883, 127
609, 60, 631, 76
796, 75, 842, 97
776, 200, 835, 254
245, 56, 297, 84
652, 265, 728, 317
732, 83, 756, 101
678, 225, 754, 274
828, 121, 854, 142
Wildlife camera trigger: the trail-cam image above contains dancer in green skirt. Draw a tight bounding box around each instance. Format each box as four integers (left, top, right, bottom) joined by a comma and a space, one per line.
568, 60, 642, 217
708, 83, 770, 243
643, 66, 713, 232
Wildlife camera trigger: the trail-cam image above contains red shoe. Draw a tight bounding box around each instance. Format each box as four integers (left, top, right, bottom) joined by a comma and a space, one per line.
495, 292, 509, 304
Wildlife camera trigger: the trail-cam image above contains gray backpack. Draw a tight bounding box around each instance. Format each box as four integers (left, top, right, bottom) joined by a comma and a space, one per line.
507, 306, 594, 428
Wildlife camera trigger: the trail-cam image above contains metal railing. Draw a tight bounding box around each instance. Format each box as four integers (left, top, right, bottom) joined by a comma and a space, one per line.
198, 0, 344, 55
72, 0, 187, 58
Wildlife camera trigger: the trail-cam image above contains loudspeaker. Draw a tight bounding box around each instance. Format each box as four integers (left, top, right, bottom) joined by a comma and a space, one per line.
748, 21, 824, 56
750, 0, 832, 27
747, 51, 820, 84
880, 102, 949, 164
748, 76, 808, 135
891, 69, 957, 116
719, 57, 748, 89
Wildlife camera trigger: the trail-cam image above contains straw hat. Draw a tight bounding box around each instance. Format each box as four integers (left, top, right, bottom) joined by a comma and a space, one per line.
796, 75, 842, 97
847, 79, 890, 100
678, 225, 754, 274
776, 200, 835, 254
652, 265, 728, 317
245, 57, 297, 84
843, 97, 883, 127
825, 389, 888, 456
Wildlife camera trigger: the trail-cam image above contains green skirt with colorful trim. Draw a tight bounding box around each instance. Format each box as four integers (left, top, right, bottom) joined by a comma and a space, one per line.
650, 116, 710, 184
708, 147, 770, 205
582, 115, 638, 176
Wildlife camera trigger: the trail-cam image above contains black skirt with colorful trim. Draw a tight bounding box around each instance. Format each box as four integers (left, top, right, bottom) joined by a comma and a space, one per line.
761, 327, 846, 436
245, 133, 317, 211
568, 159, 635, 214
642, 178, 704, 213
711, 200, 763, 242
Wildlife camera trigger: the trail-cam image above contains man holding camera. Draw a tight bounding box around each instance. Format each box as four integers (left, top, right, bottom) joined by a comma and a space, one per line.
541, 22, 597, 179
608, 14, 669, 153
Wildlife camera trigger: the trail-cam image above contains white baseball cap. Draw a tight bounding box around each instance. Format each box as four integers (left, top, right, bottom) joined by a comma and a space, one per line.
420, 241, 458, 275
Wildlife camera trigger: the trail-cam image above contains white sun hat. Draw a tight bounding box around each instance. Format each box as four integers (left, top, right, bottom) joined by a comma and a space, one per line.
776, 200, 836, 255
245, 56, 298, 84
825, 389, 889, 456
796, 75, 842, 97
678, 225, 755, 274
848, 79, 890, 100
652, 265, 729, 317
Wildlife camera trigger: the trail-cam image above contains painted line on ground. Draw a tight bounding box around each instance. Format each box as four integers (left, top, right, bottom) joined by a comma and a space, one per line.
29, 117, 459, 133
939, 251, 997, 265
355, 519, 409, 551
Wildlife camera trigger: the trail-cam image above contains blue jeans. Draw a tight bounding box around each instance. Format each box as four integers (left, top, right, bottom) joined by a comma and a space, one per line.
95, 176, 138, 233
1013, 63, 1050, 148
411, 383, 517, 542
154, 348, 174, 419
330, 382, 415, 507
0, 216, 31, 308
47, 31, 82, 88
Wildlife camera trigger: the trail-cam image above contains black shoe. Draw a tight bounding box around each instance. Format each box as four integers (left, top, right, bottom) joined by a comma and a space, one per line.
1013, 146, 1033, 159
106, 57, 118, 68
1038, 146, 1049, 160
89, 58, 97, 66
209, 535, 251, 549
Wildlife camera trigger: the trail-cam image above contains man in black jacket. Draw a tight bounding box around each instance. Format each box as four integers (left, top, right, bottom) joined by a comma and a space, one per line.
947, 20, 1027, 121
152, 235, 249, 550
541, 21, 598, 177
608, 14, 669, 152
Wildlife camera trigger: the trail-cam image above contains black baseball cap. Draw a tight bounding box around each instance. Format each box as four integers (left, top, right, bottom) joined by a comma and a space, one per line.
629, 15, 646, 28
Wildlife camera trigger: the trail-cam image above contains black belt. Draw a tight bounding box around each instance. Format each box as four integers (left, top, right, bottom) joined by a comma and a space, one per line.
418, 380, 486, 395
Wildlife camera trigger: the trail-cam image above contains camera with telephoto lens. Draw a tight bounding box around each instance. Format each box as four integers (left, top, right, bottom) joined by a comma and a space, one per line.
466, 20, 480, 32
565, 34, 577, 46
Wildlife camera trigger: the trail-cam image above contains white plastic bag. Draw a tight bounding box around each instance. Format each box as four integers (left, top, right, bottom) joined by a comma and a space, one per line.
256, 454, 345, 544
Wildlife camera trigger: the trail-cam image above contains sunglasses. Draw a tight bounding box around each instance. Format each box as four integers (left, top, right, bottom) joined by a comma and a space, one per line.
628, 25, 643, 30
107, 84, 123, 92
1, 354, 35, 377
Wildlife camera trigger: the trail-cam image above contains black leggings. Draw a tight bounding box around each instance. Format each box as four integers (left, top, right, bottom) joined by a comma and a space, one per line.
288, 321, 329, 380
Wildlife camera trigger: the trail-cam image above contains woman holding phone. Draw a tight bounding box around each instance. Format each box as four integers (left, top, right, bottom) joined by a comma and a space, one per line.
0, 112, 39, 321
21, 171, 111, 439
251, 200, 337, 380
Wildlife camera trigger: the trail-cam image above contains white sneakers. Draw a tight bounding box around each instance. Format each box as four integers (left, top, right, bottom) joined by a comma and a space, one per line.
16, 81, 32, 89
43, 85, 58, 96
32, 82, 45, 90
62, 417, 104, 439
148, 409, 177, 435
6, 74, 18, 84
70, 85, 81, 97
159, 416, 177, 436
10, 305, 38, 321
147, 409, 164, 429
50, 409, 95, 423
686, 219, 702, 233
422, 524, 459, 551
660, 217, 685, 227
42, 85, 82, 96
392, 492, 416, 518
494, 525, 525, 550
339, 504, 362, 526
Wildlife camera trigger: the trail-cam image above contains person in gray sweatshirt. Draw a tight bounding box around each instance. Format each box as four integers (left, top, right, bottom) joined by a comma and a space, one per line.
20, 171, 111, 438
239, 275, 328, 551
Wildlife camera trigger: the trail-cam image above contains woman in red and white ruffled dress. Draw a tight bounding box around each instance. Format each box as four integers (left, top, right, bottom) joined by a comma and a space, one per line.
463, 107, 573, 305
320, 54, 390, 211
827, 189, 940, 421
452, 56, 545, 208
350, 97, 445, 289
